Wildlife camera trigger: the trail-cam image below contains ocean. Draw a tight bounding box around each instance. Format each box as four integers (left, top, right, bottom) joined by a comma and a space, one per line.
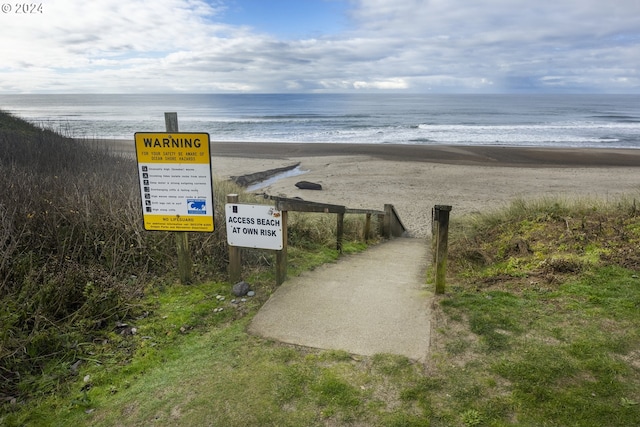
0, 93, 639, 148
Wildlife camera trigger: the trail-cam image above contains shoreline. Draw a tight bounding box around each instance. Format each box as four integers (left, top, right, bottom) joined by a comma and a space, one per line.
107, 139, 640, 168
211, 142, 640, 168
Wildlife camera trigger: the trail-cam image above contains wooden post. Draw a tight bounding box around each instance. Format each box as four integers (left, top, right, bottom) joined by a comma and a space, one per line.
276, 210, 288, 285
377, 213, 385, 237
336, 212, 344, 253
165, 112, 192, 285
431, 207, 437, 263
434, 205, 452, 294
227, 194, 241, 283
383, 204, 393, 239
364, 213, 371, 242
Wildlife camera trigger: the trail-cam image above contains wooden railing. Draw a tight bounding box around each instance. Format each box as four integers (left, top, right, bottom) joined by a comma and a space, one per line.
264, 194, 406, 250
227, 194, 407, 285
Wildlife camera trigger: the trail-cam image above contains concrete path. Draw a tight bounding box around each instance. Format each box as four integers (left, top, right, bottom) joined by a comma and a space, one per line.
249, 238, 433, 361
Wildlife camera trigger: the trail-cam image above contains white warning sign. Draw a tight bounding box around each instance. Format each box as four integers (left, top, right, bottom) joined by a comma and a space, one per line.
225, 203, 283, 250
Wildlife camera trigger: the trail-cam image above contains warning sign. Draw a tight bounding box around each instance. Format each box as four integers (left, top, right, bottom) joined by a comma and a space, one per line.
135, 132, 214, 232
225, 204, 283, 250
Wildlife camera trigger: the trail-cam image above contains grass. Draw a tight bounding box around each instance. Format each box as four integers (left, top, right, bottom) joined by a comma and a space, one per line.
4, 197, 638, 426
437, 197, 640, 426
4, 282, 426, 427
436, 265, 640, 425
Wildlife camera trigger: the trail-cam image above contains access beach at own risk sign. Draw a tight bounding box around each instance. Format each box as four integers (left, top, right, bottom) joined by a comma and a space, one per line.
135, 132, 214, 232
225, 203, 283, 250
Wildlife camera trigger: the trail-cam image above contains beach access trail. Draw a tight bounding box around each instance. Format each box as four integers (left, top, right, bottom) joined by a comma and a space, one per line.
249, 237, 433, 361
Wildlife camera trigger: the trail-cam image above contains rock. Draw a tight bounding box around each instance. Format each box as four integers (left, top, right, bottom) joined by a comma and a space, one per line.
295, 181, 322, 190
247, 291, 256, 297
232, 281, 251, 297
117, 322, 137, 336
70, 359, 83, 373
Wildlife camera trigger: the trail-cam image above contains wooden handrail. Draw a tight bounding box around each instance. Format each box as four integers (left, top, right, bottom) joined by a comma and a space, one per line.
263, 194, 389, 217
262, 194, 346, 214
241, 193, 408, 285
345, 207, 385, 215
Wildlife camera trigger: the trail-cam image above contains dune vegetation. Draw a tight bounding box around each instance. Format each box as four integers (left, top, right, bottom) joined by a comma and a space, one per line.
0, 112, 371, 411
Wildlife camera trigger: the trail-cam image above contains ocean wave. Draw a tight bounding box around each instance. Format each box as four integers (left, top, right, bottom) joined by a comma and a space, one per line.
2, 93, 639, 149
591, 114, 640, 123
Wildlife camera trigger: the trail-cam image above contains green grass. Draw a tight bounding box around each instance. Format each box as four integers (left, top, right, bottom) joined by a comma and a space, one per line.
5, 197, 640, 426
5, 201, 639, 426
438, 198, 640, 426
4, 299, 424, 426
428, 267, 639, 426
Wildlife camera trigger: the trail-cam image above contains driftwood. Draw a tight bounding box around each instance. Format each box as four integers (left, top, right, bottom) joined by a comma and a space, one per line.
230, 162, 301, 187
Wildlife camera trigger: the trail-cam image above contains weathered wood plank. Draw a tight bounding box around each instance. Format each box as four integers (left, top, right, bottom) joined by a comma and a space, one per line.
230, 162, 300, 187
227, 194, 242, 283
434, 205, 452, 294
345, 208, 385, 215
336, 212, 344, 252
276, 210, 288, 285
264, 195, 346, 214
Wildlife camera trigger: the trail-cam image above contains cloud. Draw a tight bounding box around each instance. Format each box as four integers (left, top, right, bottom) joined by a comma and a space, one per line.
353, 78, 409, 90
0, 0, 638, 93
344, 0, 640, 92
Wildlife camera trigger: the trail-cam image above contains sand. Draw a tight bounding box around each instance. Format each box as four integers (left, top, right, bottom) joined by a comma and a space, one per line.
111, 140, 640, 238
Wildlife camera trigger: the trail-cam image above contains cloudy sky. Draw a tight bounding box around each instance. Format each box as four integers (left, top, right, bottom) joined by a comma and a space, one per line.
1, 0, 638, 93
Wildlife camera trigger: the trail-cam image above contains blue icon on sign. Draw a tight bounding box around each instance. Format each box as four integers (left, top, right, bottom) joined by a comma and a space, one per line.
187, 199, 207, 214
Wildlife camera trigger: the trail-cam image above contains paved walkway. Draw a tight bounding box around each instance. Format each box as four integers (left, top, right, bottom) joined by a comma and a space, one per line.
249, 238, 433, 361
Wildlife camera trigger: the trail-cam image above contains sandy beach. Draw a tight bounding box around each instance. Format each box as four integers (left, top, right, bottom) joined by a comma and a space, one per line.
114, 140, 640, 237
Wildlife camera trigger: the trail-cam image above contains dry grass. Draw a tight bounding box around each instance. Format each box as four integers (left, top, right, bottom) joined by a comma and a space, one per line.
0, 112, 242, 401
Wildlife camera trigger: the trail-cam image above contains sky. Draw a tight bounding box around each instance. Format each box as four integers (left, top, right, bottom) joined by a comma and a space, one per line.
0, 0, 638, 94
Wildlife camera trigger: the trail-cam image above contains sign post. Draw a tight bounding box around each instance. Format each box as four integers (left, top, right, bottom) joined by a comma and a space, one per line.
227, 194, 242, 283
134, 113, 214, 284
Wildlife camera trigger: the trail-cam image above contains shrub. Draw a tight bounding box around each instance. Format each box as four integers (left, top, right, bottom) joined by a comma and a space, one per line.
0, 112, 236, 401
0, 111, 374, 403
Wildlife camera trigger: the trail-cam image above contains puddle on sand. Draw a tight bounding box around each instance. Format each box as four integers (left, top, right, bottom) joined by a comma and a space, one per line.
247, 166, 309, 191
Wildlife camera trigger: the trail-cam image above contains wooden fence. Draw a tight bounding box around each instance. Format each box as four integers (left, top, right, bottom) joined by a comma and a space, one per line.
229, 194, 407, 285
